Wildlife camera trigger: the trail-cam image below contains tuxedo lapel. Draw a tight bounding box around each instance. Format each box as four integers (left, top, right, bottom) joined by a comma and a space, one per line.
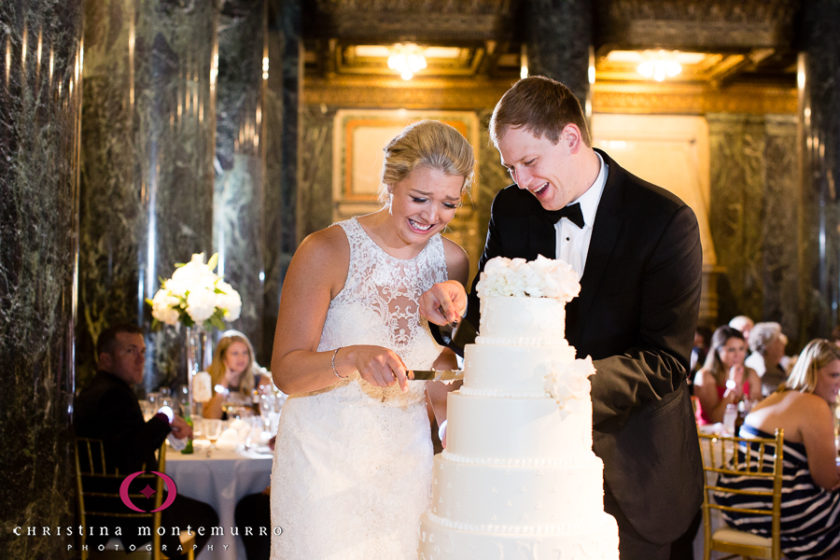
568, 152, 626, 345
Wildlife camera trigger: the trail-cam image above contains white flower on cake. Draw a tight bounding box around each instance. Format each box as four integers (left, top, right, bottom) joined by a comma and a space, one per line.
544, 356, 595, 409
147, 252, 242, 329
477, 255, 580, 302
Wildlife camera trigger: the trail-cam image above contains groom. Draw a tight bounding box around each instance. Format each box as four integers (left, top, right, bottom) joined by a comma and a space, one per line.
421, 75, 703, 559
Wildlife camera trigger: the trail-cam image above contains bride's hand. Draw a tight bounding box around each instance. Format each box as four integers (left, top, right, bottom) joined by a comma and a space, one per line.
346, 345, 409, 391
419, 280, 467, 326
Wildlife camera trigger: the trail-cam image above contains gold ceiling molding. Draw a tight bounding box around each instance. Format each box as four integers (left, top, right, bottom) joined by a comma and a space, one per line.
305, 76, 797, 115
598, 0, 798, 49
304, 76, 513, 110
592, 83, 797, 115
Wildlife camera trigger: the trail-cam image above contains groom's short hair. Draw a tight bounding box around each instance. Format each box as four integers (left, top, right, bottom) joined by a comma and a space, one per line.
490, 75, 591, 148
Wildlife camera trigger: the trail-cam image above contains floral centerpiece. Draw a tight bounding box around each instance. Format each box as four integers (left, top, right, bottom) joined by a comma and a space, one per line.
147, 252, 242, 329
147, 253, 242, 412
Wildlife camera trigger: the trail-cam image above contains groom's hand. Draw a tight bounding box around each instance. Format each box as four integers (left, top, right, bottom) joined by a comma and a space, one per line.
419, 280, 467, 326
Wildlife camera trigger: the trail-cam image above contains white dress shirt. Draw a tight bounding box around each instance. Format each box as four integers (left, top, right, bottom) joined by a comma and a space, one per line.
556, 152, 608, 278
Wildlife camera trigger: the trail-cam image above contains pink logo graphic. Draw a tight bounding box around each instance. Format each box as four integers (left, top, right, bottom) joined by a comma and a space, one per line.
119, 471, 178, 512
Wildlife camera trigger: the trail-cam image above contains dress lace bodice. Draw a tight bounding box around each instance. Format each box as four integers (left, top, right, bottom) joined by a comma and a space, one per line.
316, 217, 448, 404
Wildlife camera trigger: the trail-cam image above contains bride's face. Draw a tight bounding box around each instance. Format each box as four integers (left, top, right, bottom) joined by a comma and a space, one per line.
388, 165, 463, 244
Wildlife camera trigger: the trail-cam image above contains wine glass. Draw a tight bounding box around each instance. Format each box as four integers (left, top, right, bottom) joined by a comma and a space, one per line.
204, 418, 223, 457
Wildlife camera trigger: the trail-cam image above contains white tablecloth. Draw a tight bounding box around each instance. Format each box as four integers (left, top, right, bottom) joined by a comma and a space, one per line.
166, 443, 272, 560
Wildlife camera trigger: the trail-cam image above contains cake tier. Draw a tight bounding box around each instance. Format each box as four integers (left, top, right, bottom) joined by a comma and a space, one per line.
478, 296, 566, 343
462, 342, 578, 395
419, 510, 619, 560
445, 392, 593, 459
430, 451, 607, 524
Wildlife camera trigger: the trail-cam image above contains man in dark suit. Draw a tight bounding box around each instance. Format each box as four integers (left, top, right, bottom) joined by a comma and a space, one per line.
75, 323, 218, 558
421, 75, 703, 559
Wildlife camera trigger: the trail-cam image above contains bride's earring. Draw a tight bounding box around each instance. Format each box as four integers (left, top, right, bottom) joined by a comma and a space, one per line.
387, 190, 394, 215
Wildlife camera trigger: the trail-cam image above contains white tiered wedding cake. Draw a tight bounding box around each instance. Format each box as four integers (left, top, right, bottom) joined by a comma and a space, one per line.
419, 255, 619, 559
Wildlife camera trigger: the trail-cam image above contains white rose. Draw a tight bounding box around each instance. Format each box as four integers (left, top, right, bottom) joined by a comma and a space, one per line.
186, 288, 216, 323
173, 259, 215, 292
151, 289, 181, 325
216, 281, 242, 320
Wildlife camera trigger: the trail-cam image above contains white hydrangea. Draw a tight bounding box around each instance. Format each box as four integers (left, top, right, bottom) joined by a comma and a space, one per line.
477, 255, 580, 301
216, 280, 242, 321
147, 252, 242, 329
151, 291, 181, 326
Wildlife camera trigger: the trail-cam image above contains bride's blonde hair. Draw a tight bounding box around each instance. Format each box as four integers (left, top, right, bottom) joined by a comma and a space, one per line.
378, 120, 475, 203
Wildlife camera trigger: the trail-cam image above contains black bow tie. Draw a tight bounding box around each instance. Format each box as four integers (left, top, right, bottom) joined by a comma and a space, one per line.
544, 202, 584, 228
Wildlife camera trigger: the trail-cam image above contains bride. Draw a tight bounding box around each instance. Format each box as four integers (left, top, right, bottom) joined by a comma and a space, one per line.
269, 120, 474, 559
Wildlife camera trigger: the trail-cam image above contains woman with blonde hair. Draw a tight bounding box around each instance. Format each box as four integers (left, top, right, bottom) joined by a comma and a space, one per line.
715, 339, 840, 559
269, 120, 475, 559
202, 330, 270, 419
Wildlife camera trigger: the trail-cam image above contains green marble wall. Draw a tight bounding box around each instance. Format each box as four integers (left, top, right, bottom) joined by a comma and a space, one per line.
799, 0, 840, 345
214, 0, 268, 357
708, 114, 800, 346
79, 0, 218, 391
524, 0, 592, 108
261, 0, 301, 365
0, 1, 82, 558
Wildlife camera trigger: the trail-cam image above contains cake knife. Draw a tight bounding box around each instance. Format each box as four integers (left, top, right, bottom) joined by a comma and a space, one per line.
410, 369, 464, 381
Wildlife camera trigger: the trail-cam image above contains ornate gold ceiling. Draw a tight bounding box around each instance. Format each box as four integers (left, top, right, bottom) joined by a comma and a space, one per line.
296, 0, 799, 113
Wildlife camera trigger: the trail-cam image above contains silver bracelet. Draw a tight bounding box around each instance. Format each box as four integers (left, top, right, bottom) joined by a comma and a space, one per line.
331, 347, 347, 379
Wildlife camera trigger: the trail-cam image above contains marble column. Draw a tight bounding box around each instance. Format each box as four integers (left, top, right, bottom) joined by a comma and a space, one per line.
707, 114, 800, 344
523, 0, 593, 110
798, 0, 840, 343
0, 1, 82, 557
80, 0, 218, 391
262, 0, 301, 365
214, 0, 267, 355
299, 104, 334, 237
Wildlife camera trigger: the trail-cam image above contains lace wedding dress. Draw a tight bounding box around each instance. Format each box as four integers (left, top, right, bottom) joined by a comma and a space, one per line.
270, 217, 447, 559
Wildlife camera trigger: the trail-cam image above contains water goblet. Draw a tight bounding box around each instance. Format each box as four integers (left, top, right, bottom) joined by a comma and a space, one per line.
204, 418, 223, 457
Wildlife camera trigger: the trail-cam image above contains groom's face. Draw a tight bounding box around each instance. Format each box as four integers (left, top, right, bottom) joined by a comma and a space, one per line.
497, 125, 577, 211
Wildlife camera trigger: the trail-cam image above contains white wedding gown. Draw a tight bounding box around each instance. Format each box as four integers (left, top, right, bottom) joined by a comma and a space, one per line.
270, 217, 447, 559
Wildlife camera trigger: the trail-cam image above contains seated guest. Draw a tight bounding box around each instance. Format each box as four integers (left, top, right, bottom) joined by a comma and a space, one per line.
202, 330, 271, 419
728, 314, 754, 341
715, 339, 840, 560
693, 325, 762, 425
690, 325, 712, 376
74, 323, 218, 558
745, 321, 789, 396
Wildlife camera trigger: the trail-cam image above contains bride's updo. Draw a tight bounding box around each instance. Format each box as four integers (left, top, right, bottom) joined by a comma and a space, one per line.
379, 120, 475, 204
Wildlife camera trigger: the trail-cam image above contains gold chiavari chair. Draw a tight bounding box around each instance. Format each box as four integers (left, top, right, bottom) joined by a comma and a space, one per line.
698, 428, 784, 560
74, 437, 194, 560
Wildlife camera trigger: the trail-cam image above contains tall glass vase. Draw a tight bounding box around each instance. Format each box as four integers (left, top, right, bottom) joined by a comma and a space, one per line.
185, 325, 213, 414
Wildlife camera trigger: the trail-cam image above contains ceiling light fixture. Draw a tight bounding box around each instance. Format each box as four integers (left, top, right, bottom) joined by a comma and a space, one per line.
636, 50, 682, 82
387, 43, 427, 80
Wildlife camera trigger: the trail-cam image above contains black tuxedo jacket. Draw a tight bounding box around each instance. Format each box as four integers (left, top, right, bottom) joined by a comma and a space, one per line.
461, 149, 703, 543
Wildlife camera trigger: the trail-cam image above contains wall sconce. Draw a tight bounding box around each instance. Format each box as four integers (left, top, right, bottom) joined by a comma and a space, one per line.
636, 50, 682, 82
387, 43, 427, 80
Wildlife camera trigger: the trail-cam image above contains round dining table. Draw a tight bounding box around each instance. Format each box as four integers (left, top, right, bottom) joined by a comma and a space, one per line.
166, 441, 273, 560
